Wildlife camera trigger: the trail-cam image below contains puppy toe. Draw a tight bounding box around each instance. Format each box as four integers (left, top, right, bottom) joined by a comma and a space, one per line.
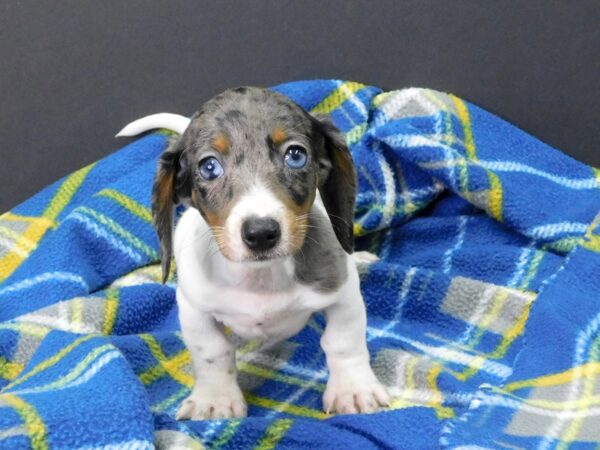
373, 383, 391, 407
231, 399, 248, 418
211, 404, 232, 419
323, 391, 335, 414
176, 398, 195, 420
338, 396, 359, 414
323, 377, 390, 415
355, 392, 376, 413
191, 404, 213, 420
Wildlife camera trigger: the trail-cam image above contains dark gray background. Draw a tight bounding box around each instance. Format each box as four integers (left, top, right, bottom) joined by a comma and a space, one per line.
1, 0, 599, 212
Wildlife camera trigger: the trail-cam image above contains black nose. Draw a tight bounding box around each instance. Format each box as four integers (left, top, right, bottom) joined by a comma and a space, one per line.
241, 217, 281, 251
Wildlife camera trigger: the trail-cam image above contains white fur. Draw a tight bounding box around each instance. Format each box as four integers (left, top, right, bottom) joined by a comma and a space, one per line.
174, 206, 389, 419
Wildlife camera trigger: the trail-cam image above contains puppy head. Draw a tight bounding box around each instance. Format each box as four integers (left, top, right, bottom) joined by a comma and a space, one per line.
152, 87, 356, 281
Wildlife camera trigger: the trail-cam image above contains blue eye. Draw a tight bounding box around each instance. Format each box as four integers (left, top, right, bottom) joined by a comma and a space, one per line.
284, 145, 307, 169
199, 157, 224, 180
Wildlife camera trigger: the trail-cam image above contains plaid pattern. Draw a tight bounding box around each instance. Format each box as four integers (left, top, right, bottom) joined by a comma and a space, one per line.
1, 80, 599, 449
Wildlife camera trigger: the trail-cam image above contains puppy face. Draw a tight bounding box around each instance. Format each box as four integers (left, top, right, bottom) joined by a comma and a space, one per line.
186, 89, 319, 262
152, 87, 357, 280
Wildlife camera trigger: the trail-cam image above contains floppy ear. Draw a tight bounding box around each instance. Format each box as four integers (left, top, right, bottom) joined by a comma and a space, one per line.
152, 137, 192, 283
312, 115, 357, 254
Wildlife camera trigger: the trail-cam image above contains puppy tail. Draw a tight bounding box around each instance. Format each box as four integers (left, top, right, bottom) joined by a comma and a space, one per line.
115, 113, 191, 137
352, 251, 379, 265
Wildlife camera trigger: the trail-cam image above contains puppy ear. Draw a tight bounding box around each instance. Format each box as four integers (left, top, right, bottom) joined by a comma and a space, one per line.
312, 115, 357, 254
152, 137, 191, 283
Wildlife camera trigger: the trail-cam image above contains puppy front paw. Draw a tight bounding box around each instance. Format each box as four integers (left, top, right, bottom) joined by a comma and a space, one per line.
176, 383, 247, 420
323, 376, 390, 415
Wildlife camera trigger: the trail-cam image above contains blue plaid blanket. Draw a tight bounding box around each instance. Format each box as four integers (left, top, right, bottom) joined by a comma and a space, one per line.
1, 80, 600, 449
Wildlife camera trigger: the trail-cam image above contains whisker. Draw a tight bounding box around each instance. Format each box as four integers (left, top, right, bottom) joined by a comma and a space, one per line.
304, 235, 321, 247
324, 212, 351, 226
297, 247, 306, 265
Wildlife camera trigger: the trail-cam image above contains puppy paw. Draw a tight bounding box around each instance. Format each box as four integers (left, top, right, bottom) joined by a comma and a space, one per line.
176, 383, 247, 420
323, 377, 389, 415
352, 251, 379, 265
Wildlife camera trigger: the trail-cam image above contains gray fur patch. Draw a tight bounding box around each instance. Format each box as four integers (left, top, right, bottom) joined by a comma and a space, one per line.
294, 207, 347, 292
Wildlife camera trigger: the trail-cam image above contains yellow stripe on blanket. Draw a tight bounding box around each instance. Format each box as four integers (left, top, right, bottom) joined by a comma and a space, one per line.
139, 335, 193, 387
254, 418, 294, 450
311, 81, 366, 115
505, 362, 600, 393
0, 357, 24, 381
0, 164, 94, 281
4, 334, 96, 391
245, 394, 327, 419
0, 394, 48, 450
43, 164, 95, 223
102, 289, 119, 335
0, 217, 54, 283
450, 95, 504, 222
97, 189, 153, 223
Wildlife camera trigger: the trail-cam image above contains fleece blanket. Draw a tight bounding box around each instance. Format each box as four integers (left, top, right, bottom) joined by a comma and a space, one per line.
1, 80, 599, 450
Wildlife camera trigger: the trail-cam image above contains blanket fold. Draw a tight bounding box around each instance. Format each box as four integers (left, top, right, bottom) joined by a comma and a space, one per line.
1, 79, 599, 449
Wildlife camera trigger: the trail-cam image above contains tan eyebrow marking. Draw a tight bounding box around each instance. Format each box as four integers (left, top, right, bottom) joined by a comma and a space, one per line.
271, 128, 287, 145
212, 134, 230, 153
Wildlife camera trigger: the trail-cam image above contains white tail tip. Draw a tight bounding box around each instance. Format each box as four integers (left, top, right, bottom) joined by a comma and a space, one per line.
115, 113, 192, 137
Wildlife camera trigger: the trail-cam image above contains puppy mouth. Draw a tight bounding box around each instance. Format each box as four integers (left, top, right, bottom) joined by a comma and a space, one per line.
247, 249, 286, 262
212, 236, 287, 263
252, 253, 273, 262
236, 244, 288, 263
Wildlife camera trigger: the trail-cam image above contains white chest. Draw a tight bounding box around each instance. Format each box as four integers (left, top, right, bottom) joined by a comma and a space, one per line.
208, 285, 329, 341
179, 275, 338, 342
174, 209, 340, 342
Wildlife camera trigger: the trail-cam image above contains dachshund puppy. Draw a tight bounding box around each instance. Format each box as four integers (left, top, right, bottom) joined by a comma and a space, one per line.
117, 87, 389, 419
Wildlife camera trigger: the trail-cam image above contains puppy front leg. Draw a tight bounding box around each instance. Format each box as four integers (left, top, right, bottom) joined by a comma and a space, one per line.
321, 274, 390, 414
177, 301, 246, 420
